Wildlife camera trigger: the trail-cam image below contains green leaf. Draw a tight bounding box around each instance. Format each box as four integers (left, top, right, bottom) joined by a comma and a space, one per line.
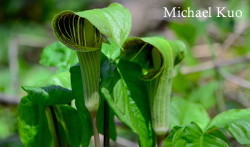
101, 39, 120, 61
22, 85, 73, 106
170, 98, 210, 130
18, 96, 87, 147
0, 108, 16, 139
207, 129, 230, 144
165, 123, 229, 147
206, 109, 250, 144
18, 96, 52, 147
172, 72, 193, 93
57, 105, 83, 147
69, 64, 84, 109
101, 60, 154, 146
69, 65, 93, 146
75, 3, 131, 47
40, 42, 78, 70
164, 126, 182, 147
97, 98, 117, 141
19, 85, 91, 146
188, 81, 219, 109
169, 22, 198, 47
35, 71, 71, 90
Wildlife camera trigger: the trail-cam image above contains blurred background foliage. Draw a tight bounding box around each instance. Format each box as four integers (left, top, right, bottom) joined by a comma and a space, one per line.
0, 0, 249, 146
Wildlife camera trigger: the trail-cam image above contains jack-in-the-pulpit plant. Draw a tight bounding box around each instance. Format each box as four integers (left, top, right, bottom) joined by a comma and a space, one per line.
17, 3, 250, 147
122, 37, 186, 145
52, 3, 131, 147
53, 12, 103, 113
53, 13, 103, 146
53, 3, 131, 113
53, 2, 131, 108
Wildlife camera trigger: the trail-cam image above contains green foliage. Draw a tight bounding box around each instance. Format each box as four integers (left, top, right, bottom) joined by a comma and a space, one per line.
57, 105, 85, 147
70, 64, 117, 145
18, 96, 52, 146
165, 108, 250, 146
101, 40, 121, 61
35, 71, 71, 89
52, 2, 131, 113
206, 109, 250, 144
121, 37, 186, 136
22, 86, 73, 106
188, 81, 219, 109
170, 22, 198, 47
40, 42, 77, 71
0, 107, 16, 139
18, 84, 88, 147
17, 2, 250, 147
67, 65, 93, 145
170, 98, 210, 130
75, 3, 131, 47
101, 59, 154, 146
164, 123, 229, 147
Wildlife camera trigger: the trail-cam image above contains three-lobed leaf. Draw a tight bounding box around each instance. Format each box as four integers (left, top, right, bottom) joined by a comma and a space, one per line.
164, 122, 229, 147
206, 109, 250, 144
169, 101, 250, 145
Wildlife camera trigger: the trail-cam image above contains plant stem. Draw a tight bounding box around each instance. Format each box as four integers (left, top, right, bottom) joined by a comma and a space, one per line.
104, 100, 110, 147
157, 135, 165, 147
45, 106, 61, 147
91, 112, 101, 147
77, 49, 102, 146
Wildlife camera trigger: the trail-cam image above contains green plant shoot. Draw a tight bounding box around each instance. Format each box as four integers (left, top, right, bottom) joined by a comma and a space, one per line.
52, 3, 131, 113
122, 37, 186, 143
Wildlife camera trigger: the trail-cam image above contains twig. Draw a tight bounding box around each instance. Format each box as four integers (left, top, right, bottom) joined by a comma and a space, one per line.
8, 37, 19, 94
207, 38, 226, 112
181, 54, 250, 74
17, 34, 53, 48
219, 69, 250, 89
182, 22, 250, 75
220, 22, 250, 54
0, 93, 19, 105
225, 93, 250, 108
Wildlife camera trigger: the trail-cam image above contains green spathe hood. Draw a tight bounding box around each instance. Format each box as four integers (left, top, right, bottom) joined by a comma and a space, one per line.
52, 3, 131, 51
